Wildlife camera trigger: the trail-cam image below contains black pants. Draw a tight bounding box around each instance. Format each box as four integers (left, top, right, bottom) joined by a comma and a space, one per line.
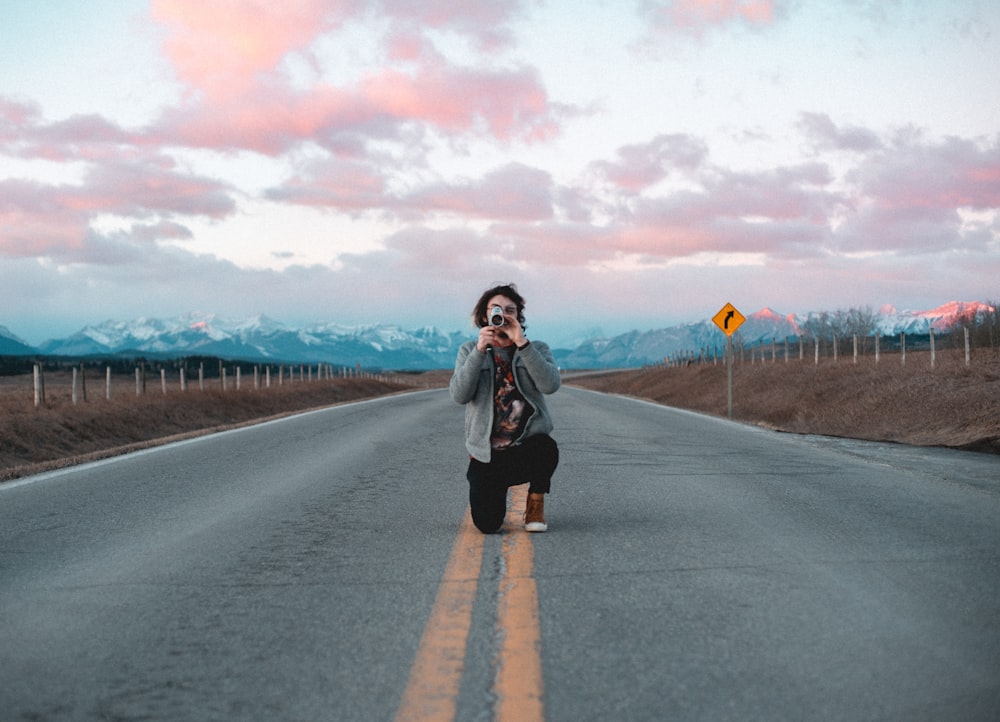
466, 434, 559, 534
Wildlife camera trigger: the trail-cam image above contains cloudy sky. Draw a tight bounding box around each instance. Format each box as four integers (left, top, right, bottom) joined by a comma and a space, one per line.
2, 0, 998, 347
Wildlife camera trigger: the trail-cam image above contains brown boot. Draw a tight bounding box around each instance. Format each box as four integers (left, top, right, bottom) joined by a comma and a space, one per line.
524, 492, 548, 533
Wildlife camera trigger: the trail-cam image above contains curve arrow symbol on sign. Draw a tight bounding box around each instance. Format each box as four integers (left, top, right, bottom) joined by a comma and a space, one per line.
712, 303, 745, 337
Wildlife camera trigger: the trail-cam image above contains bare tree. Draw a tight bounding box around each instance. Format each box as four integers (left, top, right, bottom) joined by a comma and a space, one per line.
799, 307, 878, 357
800, 311, 833, 340
969, 299, 1000, 350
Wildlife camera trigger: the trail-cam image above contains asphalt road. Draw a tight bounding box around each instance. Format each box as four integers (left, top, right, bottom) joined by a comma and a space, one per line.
2, 387, 998, 721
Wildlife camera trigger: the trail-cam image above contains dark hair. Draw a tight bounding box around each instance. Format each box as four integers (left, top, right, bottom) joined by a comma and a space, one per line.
471, 283, 527, 329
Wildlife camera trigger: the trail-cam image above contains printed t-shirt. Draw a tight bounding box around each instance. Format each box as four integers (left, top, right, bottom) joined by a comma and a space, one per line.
490, 345, 534, 450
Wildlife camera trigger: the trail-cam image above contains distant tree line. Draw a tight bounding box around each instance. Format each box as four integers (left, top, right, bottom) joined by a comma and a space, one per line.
967, 299, 1000, 349
795, 301, 1000, 354
798, 306, 879, 342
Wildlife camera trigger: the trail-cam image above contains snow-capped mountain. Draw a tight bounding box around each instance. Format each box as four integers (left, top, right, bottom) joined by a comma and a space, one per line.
2, 301, 993, 369
875, 301, 991, 335
29, 314, 471, 370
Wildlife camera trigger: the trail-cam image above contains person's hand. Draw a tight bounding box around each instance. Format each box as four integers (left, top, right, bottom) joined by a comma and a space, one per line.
476, 325, 501, 353
502, 314, 528, 348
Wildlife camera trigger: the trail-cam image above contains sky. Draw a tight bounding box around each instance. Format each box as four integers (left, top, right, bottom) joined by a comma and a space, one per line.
1, 0, 998, 348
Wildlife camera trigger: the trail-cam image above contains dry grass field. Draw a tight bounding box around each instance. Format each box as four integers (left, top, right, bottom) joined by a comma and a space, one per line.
2, 348, 998, 482
0, 370, 427, 481
567, 348, 1000, 454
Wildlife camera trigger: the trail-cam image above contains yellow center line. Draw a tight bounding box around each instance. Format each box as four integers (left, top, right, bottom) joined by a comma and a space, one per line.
495, 485, 545, 721
394, 487, 545, 722
395, 509, 484, 722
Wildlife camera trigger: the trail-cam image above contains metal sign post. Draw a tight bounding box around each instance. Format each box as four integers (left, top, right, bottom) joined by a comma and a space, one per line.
712, 302, 745, 419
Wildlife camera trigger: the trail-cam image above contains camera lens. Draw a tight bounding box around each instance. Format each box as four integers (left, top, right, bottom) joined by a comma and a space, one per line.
489, 306, 505, 326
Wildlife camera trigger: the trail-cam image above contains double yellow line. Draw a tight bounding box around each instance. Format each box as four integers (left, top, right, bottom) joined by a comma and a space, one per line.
395, 486, 544, 721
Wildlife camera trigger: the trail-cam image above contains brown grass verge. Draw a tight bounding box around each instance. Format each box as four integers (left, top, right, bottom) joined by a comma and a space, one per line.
566, 349, 1000, 454
0, 372, 442, 481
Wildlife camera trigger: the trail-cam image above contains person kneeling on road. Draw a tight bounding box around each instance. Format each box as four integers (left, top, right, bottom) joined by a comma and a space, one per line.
449, 283, 561, 534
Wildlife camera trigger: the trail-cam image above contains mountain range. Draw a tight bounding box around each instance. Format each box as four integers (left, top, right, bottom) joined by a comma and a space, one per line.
0, 301, 992, 370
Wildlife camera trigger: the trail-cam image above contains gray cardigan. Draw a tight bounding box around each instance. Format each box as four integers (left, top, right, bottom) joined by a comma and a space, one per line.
449, 340, 561, 462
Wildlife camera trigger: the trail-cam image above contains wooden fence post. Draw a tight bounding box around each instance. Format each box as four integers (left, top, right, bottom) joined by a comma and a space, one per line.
135, 368, 141, 396
34, 364, 42, 408
930, 327, 936, 369
965, 326, 971, 367
900, 332, 906, 366
199, 362, 205, 391
180, 367, 187, 392
814, 337, 819, 366
875, 335, 880, 365
160, 369, 167, 394
106, 366, 112, 400
72, 367, 79, 405
853, 334, 858, 365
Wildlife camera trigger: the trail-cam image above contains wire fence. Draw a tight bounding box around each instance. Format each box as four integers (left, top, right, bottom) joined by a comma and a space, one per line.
664, 327, 993, 369
26, 360, 426, 409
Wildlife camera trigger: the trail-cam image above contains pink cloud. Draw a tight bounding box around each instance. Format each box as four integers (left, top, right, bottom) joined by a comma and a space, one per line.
361, 63, 559, 142
150, 58, 562, 156
151, 0, 347, 97
645, 0, 778, 36
591, 134, 709, 191
130, 220, 194, 242
0, 99, 136, 162
0, 98, 41, 134
145, 0, 563, 153
627, 163, 836, 230
489, 221, 620, 267
573, 124, 998, 265
151, 0, 525, 99
82, 159, 235, 218
797, 112, 882, 154
266, 158, 387, 211
385, 28, 432, 62
856, 136, 1000, 211
0, 181, 85, 256
401, 164, 554, 221
806, 133, 1000, 254
381, 226, 496, 272
381, 0, 522, 52
269, 160, 555, 222
0, 157, 233, 261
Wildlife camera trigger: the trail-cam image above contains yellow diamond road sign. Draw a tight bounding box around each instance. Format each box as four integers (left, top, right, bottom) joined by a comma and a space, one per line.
713, 302, 745, 336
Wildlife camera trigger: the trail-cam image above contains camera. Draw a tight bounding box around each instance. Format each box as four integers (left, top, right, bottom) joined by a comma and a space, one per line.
488, 305, 506, 327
